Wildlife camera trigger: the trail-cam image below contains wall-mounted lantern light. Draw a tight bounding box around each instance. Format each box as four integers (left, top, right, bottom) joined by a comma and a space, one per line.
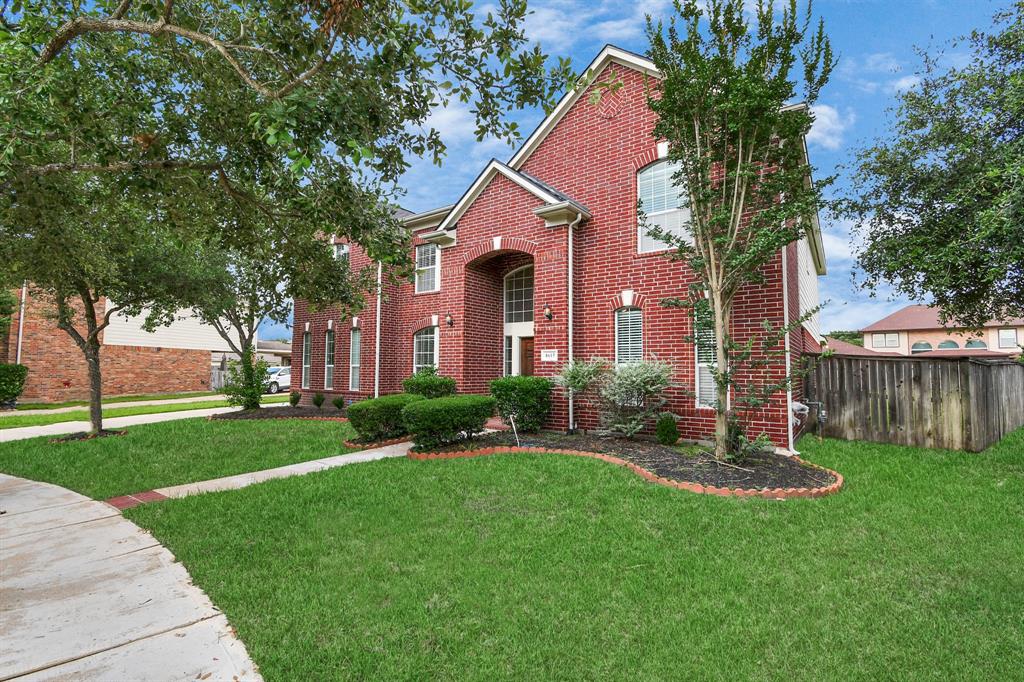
543, 304, 553, 320
444, 312, 454, 327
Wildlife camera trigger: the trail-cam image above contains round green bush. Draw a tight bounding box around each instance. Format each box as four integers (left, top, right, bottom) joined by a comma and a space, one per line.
0, 364, 28, 406
402, 394, 496, 450
289, 391, 302, 407
489, 375, 553, 432
402, 367, 457, 398
347, 393, 425, 442
655, 412, 680, 446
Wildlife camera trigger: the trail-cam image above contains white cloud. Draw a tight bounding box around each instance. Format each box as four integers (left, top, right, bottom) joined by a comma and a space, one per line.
838, 52, 922, 97
806, 104, 856, 151
886, 75, 921, 94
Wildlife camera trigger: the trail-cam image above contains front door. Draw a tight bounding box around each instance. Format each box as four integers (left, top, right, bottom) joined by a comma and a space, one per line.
519, 337, 535, 376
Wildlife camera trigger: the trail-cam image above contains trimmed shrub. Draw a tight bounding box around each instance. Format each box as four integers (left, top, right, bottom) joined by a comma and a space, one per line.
289, 391, 302, 407
489, 376, 552, 432
312, 392, 325, 410
223, 347, 268, 410
599, 360, 674, 438
655, 412, 680, 446
347, 393, 425, 442
0, 364, 28, 407
402, 366, 457, 398
332, 396, 346, 411
402, 395, 496, 450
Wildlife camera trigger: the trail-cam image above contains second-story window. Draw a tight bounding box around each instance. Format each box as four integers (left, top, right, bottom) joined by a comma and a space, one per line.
334, 243, 350, 264
637, 160, 691, 253
415, 244, 440, 293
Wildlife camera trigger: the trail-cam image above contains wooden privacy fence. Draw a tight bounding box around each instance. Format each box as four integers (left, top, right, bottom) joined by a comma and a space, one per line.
806, 355, 1024, 452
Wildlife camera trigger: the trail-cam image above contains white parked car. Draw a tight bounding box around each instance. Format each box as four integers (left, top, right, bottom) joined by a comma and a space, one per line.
265, 366, 291, 394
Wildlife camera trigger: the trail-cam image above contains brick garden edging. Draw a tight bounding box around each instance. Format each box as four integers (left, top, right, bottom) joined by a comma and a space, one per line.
343, 436, 409, 450
408, 446, 844, 500
207, 414, 349, 422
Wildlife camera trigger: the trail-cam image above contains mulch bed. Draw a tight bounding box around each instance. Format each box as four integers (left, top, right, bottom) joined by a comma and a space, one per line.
51, 429, 128, 444
418, 431, 838, 493
211, 407, 347, 421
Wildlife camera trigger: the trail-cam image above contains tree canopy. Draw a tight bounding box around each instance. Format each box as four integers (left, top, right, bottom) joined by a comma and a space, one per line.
842, 3, 1024, 329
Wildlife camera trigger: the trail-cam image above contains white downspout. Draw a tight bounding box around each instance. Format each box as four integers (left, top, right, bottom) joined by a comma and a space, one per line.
15, 281, 27, 364
781, 244, 796, 454
374, 261, 382, 398
567, 212, 583, 432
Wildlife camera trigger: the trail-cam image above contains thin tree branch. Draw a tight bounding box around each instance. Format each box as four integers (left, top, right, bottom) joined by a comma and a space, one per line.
21, 159, 223, 176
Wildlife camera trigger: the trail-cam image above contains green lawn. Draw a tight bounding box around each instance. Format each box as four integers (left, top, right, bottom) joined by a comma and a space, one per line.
124, 429, 1024, 680
13, 390, 222, 410
0, 394, 290, 429
0, 417, 355, 498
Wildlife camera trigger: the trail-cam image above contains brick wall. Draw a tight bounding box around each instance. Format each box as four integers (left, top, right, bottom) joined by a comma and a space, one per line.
3, 289, 210, 403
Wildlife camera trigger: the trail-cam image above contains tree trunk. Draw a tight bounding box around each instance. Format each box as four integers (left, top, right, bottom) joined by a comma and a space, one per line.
712, 290, 731, 461
85, 341, 103, 433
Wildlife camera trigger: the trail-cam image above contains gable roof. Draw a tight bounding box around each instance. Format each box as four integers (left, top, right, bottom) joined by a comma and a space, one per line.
436, 159, 588, 232
861, 304, 1024, 332
823, 336, 899, 357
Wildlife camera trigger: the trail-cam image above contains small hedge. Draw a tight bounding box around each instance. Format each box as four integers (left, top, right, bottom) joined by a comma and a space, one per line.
402, 395, 496, 450
402, 367, 457, 398
489, 375, 552, 433
347, 393, 424, 442
656, 412, 680, 445
0, 364, 28, 407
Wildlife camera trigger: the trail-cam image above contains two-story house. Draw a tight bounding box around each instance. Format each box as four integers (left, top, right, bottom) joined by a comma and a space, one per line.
291, 45, 828, 450
861, 304, 1024, 357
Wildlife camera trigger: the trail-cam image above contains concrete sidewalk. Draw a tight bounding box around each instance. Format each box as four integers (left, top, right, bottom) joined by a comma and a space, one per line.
0, 473, 261, 681
0, 404, 287, 443
2, 394, 230, 416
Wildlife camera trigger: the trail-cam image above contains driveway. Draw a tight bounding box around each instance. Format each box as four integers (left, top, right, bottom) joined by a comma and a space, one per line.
0, 473, 261, 681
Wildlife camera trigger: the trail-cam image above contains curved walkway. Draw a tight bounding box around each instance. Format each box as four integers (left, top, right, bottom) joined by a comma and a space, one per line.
0, 473, 261, 681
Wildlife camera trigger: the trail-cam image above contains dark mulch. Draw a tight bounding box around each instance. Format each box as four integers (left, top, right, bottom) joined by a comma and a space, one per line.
50, 429, 128, 444
212, 407, 346, 421
457, 431, 836, 491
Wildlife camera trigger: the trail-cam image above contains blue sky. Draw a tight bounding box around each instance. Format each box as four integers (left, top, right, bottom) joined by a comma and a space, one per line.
260, 0, 1003, 341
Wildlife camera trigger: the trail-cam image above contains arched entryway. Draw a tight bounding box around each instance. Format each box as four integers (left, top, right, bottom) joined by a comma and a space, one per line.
503, 264, 535, 376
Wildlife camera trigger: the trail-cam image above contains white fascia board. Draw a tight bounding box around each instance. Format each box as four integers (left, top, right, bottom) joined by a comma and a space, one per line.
508, 45, 660, 170
533, 201, 591, 227
404, 204, 454, 232
436, 160, 560, 232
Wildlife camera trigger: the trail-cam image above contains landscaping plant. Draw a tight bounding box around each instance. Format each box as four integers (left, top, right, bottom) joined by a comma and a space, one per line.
312, 393, 326, 410
655, 412, 680, 446
332, 396, 346, 412
598, 360, 674, 439
347, 393, 424, 443
643, 0, 834, 459
289, 392, 302, 408
0, 363, 28, 408
402, 367, 457, 399
553, 358, 609, 432
489, 376, 553, 433
402, 395, 496, 450
222, 348, 269, 411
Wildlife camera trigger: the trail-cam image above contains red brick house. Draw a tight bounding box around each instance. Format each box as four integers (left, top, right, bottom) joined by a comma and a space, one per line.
292, 46, 827, 450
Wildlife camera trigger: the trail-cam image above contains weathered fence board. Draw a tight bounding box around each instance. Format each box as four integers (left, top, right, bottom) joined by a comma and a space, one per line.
807, 355, 1024, 452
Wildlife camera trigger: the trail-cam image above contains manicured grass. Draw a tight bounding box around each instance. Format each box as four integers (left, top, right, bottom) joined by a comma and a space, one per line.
0, 394, 290, 429
0, 417, 355, 498
13, 390, 222, 410
127, 429, 1024, 680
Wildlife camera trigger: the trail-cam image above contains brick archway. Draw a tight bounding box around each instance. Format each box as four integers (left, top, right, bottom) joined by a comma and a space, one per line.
610, 290, 648, 310
463, 236, 539, 267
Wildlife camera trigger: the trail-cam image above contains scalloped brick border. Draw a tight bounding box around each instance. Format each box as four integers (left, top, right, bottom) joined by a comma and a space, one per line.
208, 414, 348, 422
343, 436, 409, 450
408, 446, 843, 500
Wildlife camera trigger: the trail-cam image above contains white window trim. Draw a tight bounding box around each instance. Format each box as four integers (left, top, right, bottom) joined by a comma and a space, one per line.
694, 307, 720, 410
503, 265, 535, 324
614, 307, 643, 366
349, 328, 361, 391
334, 243, 350, 261
301, 331, 311, 389
412, 326, 440, 373
998, 328, 1018, 349
414, 244, 441, 294
637, 159, 690, 254
324, 329, 335, 390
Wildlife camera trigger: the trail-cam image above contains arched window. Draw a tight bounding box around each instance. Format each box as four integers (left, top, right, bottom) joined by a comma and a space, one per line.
637, 160, 690, 253
911, 342, 932, 354
413, 327, 438, 372
938, 340, 960, 349
965, 339, 987, 349
615, 307, 642, 365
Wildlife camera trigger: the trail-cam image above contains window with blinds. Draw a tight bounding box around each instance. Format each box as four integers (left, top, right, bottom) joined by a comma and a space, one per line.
694, 303, 717, 408
413, 327, 437, 372
349, 328, 361, 391
637, 160, 691, 253
324, 329, 335, 390
615, 307, 643, 365
301, 331, 311, 389
415, 244, 439, 293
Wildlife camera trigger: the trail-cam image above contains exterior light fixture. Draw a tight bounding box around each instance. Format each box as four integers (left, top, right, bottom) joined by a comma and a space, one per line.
543, 304, 553, 320
444, 312, 454, 327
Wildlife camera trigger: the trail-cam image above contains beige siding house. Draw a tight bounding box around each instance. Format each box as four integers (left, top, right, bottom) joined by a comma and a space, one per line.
860, 305, 1023, 357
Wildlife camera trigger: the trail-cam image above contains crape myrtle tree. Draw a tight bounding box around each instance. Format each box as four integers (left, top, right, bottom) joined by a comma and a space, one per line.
1, 0, 573, 427
643, 0, 834, 460
841, 3, 1024, 329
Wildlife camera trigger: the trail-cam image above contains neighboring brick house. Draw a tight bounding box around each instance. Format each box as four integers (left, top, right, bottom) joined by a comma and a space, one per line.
291, 46, 828, 450
860, 305, 1023, 358
2, 286, 238, 403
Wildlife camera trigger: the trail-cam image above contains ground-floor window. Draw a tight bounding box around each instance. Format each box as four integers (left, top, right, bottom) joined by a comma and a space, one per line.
301, 331, 311, 389
694, 303, 716, 408
413, 326, 438, 372
324, 329, 335, 389
614, 307, 643, 365
504, 335, 513, 376
349, 328, 361, 391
